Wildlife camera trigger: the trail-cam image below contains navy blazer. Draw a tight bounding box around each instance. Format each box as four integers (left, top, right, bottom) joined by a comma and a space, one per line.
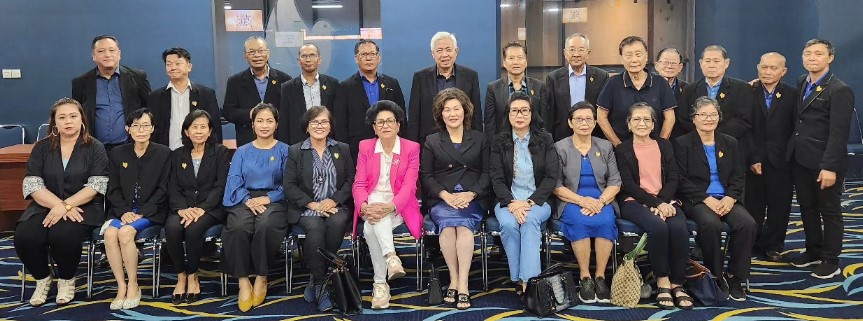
107, 143, 172, 224
674, 132, 745, 206
168, 143, 230, 221
420, 130, 491, 209
333, 72, 406, 161
544, 65, 609, 141
71, 66, 151, 139
223, 68, 292, 145
147, 83, 223, 146
278, 74, 340, 145
406, 64, 482, 145
282, 140, 355, 224
749, 81, 797, 170
675, 76, 755, 140
484, 76, 546, 136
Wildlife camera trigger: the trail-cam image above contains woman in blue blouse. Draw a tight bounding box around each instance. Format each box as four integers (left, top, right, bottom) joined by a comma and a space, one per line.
221, 103, 290, 312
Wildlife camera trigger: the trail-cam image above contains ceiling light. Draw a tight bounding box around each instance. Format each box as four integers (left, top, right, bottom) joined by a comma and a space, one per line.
312, 4, 343, 9
500, 4, 511, 8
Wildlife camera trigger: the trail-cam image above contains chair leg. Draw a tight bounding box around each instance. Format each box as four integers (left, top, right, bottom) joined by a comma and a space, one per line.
20, 264, 26, 303
417, 236, 425, 292
611, 241, 618, 275
151, 239, 160, 298
543, 232, 552, 269
87, 242, 95, 299
481, 233, 488, 292
285, 237, 292, 294
415, 238, 422, 292
352, 238, 361, 280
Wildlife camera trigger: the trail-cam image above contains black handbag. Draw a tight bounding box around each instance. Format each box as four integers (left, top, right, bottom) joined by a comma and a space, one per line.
684, 259, 728, 306
523, 263, 579, 317
426, 261, 443, 305
317, 248, 363, 315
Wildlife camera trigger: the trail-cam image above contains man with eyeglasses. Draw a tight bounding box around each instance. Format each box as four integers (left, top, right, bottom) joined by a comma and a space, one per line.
279, 43, 340, 145
223, 36, 292, 146
484, 41, 546, 136
655, 48, 688, 101
333, 39, 405, 162
596, 36, 676, 146
545, 33, 609, 141
147, 47, 221, 150
674, 45, 755, 140
406, 31, 481, 146
72, 35, 151, 152
787, 39, 855, 279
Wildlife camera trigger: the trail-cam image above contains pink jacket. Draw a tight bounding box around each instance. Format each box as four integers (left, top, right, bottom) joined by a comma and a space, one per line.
352, 137, 422, 239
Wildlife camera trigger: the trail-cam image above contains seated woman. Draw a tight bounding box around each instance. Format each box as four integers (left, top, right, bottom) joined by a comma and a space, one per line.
615, 102, 691, 309
15, 98, 108, 306
488, 91, 557, 297
165, 110, 230, 305
553, 101, 621, 304
221, 103, 290, 312
283, 106, 355, 312
674, 97, 756, 302
353, 100, 421, 309
104, 108, 172, 310
422, 88, 490, 309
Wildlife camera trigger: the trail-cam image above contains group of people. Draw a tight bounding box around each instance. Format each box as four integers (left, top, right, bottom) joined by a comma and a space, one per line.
13, 30, 853, 314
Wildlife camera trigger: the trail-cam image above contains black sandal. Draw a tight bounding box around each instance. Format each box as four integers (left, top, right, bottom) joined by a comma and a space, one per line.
514, 283, 524, 296
456, 293, 471, 310
655, 287, 675, 310
443, 289, 457, 304
671, 287, 694, 310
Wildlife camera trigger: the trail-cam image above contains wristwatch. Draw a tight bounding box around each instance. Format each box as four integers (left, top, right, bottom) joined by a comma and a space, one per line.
62, 202, 73, 211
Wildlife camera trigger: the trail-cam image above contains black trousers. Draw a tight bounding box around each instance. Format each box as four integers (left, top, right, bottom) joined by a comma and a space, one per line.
221, 203, 288, 277
684, 202, 756, 279
297, 208, 350, 281
164, 213, 220, 274
620, 201, 689, 284
744, 161, 793, 253
14, 213, 92, 279
793, 162, 845, 265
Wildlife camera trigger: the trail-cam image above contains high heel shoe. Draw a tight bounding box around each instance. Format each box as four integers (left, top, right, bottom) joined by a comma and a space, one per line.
29, 275, 53, 307
122, 288, 141, 309
184, 292, 200, 303
172, 293, 185, 305
110, 298, 125, 310
55, 278, 76, 305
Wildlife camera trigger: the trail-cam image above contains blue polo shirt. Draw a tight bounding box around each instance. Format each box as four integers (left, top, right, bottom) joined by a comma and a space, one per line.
94, 68, 128, 145
596, 70, 676, 141
361, 72, 381, 106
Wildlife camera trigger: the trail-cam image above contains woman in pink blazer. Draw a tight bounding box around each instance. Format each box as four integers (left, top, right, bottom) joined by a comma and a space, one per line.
352, 100, 421, 309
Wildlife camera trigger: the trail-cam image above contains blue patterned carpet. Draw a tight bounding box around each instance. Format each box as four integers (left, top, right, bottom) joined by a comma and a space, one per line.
2, 185, 863, 321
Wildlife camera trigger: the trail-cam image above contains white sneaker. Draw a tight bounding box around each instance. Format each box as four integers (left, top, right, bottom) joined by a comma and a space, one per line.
55, 278, 76, 305
386, 256, 406, 281
371, 282, 390, 309
29, 275, 53, 306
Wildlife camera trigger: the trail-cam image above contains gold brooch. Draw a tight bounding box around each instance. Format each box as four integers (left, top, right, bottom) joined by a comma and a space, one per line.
380, 84, 386, 89
719, 93, 726, 99
718, 151, 724, 158
181, 163, 187, 169
595, 151, 600, 157
334, 153, 340, 159
270, 156, 275, 161
122, 162, 128, 168
272, 79, 277, 85
816, 86, 823, 92
775, 92, 781, 99
192, 101, 198, 107
530, 89, 535, 95
590, 77, 594, 82
322, 85, 327, 91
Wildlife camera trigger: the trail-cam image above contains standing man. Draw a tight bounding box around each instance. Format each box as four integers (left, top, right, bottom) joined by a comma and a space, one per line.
407, 31, 481, 145
223, 36, 292, 146
545, 33, 609, 141
333, 39, 405, 161
596, 36, 676, 145
787, 39, 855, 279
279, 43, 340, 145
746, 52, 798, 262
72, 35, 151, 152
675, 45, 755, 141
484, 41, 545, 136
148, 48, 222, 149
655, 48, 689, 101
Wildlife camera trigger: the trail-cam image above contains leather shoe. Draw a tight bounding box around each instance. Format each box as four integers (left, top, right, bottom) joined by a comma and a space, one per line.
184, 292, 200, 304
764, 251, 783, 262
172, 294, 185, 305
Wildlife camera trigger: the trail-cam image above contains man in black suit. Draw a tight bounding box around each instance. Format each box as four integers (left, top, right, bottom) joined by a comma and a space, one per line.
484, 41, 545, 136
787, 39, 855, 279
545, 33, 609, 141
279, 43, 340, 145
333, 39, 405, 162
72, 35, 150, 151
675, 45, 755, 141
148, 48, 222, 149
745, 52, 798, 262
407, 31, 482, 145
655, 48, 689, 101
223, 36, 292, 146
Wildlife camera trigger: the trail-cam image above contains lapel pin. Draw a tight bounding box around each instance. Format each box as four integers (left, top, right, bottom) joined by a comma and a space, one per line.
270, 156, 275, 161
816, 85, 823, 92
775, 92, 781, 99
192, 101, 198, 107
590, 77, 594, 82
719, 151, 724, 158
122, 162, 128, 169
271, 79, 277, 85
322, 85, 327, 91
181, 163, 187, 169
595, 151, 600, 157
719, 93, 726, 99
334, 153, 340, 160
530, 89, 535, 95
380, 84, 386, 89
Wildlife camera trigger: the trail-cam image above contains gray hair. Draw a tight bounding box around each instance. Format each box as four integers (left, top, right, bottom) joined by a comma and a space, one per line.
565, 33, 591, 49
626, 102, 657, 123
691, 96, 723, 121
244, 36, 267, 49
430, 31, 458, 51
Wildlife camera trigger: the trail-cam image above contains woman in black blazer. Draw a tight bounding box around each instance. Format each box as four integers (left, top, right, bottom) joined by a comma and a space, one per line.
283, 106, 355, 312
615, 102, 690, 309
489, 91, 558, 297
105, 108, 172, 310
165, 110, 230, 304
420, 88, 490, 309
674, 97, 756, 302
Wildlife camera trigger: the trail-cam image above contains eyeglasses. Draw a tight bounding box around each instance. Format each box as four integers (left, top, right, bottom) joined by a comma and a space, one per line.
505, 55, 526, 62
565, 48, 588, 55
309, 120, 330, 128
373, 118, 398, 128
629, 117, 653, 124
571, 117, 594, 124
245, 49, 269, 56
356, 52, 379, 58
695, 113, 720, 120
130, 124, 153, 131
299, 53, 320, 60
657, 60, 681, 67
509, 108, 531, 116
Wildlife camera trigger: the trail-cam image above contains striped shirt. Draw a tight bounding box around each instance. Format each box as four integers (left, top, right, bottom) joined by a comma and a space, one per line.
301, 138, 338, 216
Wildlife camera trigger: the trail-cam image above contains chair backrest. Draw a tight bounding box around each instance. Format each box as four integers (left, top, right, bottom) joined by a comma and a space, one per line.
221, 119, 236, 140
849, 107, 862, 145
36, 123, 50, 141
0, 125, 25, 148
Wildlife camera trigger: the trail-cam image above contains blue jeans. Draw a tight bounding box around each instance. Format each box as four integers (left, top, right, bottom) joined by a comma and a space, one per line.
494, 202, 551, 283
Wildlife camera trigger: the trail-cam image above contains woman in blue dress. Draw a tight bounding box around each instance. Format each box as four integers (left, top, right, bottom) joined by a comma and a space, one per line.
221, 103, 290, 312
553, 101, 621, 304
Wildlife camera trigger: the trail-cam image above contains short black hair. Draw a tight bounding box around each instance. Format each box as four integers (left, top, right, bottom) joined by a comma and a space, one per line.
298, 43, 320, 56
181, 109, 214, 147
501, 41, 526, 58
618, 36, 648, 56
251, 102, 279, 123
126, 108, 154, 127
301, 106, 333, 135
656, 47, 686, 65
804, 38, 835, 56
92, 35, 119, 49
568, 101, 597, 120
702, 45, 728, 60
365, 100, 406, 127
354, 39, 379, 55
162, 47, 192, 63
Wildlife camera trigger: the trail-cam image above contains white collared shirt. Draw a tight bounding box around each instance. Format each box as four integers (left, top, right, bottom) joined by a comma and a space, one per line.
168, 80, 192, 150
301, 73, 321, 109
368, 137, 401, 204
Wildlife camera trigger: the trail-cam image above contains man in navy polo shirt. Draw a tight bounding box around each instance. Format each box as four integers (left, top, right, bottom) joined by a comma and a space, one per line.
596, 36, 676, 146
